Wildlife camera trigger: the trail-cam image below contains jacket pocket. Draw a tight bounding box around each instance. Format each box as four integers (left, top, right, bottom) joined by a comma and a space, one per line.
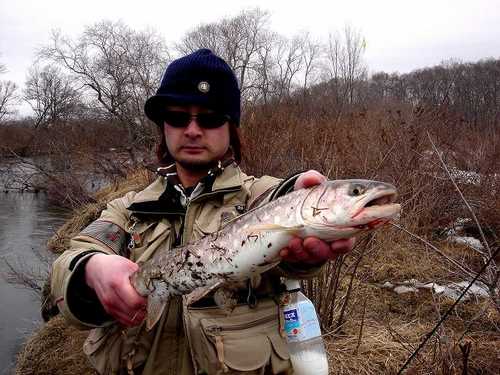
128, 220, 171, 262
192, 216, 221, 239
184, 299, 291, 375
83, 324, 155, 375
83, 325, 123, 374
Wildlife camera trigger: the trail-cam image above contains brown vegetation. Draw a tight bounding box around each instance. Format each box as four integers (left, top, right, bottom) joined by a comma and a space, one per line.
0, 119, 131, 157
240, 102, 499, 374
46, 168, 155, 254
0, 120, 156, 209
4, 8, 499, 375
14, 103, 499, 375
15, 316, 95, 375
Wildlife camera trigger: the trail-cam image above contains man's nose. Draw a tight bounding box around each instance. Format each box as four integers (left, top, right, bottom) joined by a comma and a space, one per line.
183, 118, 203, 137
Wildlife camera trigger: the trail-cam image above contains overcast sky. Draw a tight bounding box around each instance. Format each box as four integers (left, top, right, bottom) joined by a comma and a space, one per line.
1, 0, 499, 102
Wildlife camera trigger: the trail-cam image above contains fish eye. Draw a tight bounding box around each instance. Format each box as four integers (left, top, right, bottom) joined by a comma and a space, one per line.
350, 184, 365, 196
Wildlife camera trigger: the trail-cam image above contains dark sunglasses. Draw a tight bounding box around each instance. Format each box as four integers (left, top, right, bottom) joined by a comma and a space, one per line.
162, 110, 230, 129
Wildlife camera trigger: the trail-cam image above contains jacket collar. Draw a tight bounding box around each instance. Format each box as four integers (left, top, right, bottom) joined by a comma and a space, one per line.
127, 162, 243, 214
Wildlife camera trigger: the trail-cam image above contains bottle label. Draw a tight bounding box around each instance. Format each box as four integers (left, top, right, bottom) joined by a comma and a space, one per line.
283, 301, 321, 342
283, 308, 300, 330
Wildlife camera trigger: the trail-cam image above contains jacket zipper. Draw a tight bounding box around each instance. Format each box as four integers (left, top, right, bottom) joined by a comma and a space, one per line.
190, 187, 241, 204
204, 314, 275, 335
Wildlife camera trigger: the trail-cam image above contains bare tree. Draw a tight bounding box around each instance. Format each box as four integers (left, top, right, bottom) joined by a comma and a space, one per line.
0, 80, 18, 123
368, 72, 408, 105
272, 34, 305, 100
250, 32, 315, 104
253, 31, 276, 104
321, 30, 346, 115
300, 32, 322, 91
342, 24, 367, 104
322, 25, 367, 112
0, 60, 19, 123
177, 23, 221, 57
325, 31, 344, 84
24, 65, 83, 128
39, 20, 169, 146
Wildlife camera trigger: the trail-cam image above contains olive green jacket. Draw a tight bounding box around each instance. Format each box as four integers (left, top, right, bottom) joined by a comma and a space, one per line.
51, 164, 321, 375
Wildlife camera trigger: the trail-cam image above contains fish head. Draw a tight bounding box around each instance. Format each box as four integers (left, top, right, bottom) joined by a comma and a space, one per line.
299, 179, 401, 240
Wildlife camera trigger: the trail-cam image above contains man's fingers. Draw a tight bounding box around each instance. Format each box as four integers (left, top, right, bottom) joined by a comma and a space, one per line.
279, 248, 289, 258
281, 236, 356, 264
280, 245, 308, 262
287, 237, 303, 252
99, 289, 127, 321
330, 237, 355, 254
105, 289, 146, 327
96, 275, 146, 325
114, 306, 146, 327
282, 237, 316, 263
303, 237, 331, 259
84, 254, 147, 326
118, 279, 147, 310
285, 237, 310, 261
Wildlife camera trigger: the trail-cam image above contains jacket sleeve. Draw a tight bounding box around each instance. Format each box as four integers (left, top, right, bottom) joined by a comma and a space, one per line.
50, 191, 137, 329
248, 171, 325, 279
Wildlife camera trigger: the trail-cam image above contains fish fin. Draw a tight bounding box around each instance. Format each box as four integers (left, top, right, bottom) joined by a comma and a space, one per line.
246, 223, 305, 234
146, 296, 167, 331
185, 281, 223, 305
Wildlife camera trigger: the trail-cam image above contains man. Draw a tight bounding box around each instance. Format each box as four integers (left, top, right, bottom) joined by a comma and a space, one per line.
51, 49, 354, 375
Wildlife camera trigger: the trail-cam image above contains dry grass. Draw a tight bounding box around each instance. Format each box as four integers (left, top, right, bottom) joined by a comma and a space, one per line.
241, 102, 499, 373
326, 315, 500, 375
315, 222, 500, 374
27, 237, 500, 375
14, 104, 500, 374
15, 316, 95, 375
324, 281, 500, 375
47, 168, 154, 254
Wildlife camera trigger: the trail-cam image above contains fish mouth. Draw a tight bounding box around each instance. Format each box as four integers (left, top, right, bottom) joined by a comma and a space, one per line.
349, 189, 400, 228
365, 191, 398, 207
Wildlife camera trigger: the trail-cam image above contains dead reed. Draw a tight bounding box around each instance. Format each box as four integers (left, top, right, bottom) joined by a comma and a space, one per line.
13, 102, 500, 374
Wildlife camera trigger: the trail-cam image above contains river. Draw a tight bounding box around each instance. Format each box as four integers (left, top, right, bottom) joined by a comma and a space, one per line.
0, 189, 69, 374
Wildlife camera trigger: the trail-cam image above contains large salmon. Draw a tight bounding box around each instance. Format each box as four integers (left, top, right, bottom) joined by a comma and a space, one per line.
130, 179, 401, 329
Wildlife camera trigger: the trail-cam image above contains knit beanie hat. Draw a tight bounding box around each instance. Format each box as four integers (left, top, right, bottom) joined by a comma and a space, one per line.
145, 49, 241, 126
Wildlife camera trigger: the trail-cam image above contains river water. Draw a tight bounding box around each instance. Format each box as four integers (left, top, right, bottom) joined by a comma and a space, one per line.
0, 191, 68, 374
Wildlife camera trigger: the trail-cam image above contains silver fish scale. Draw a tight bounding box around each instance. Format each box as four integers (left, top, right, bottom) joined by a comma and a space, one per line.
132, 179, 401, 307
132, 189, 307, 298
130, 179, 401, 329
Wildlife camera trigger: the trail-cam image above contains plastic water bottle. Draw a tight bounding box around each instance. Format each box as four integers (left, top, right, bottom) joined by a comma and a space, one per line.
282, 279, 329, 375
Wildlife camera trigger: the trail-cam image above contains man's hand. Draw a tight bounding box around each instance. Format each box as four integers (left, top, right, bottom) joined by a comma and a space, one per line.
279, 170, 355, 265
85, 254, 147, 327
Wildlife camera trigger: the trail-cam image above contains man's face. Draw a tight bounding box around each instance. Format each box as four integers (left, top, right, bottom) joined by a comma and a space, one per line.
163, 105, 230, 171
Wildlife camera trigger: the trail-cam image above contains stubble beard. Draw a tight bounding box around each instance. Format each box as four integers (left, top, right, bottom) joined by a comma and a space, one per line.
175, 156, 218, 172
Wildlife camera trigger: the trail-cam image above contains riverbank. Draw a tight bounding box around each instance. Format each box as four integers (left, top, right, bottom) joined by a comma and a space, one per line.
13, 169, 500, 374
